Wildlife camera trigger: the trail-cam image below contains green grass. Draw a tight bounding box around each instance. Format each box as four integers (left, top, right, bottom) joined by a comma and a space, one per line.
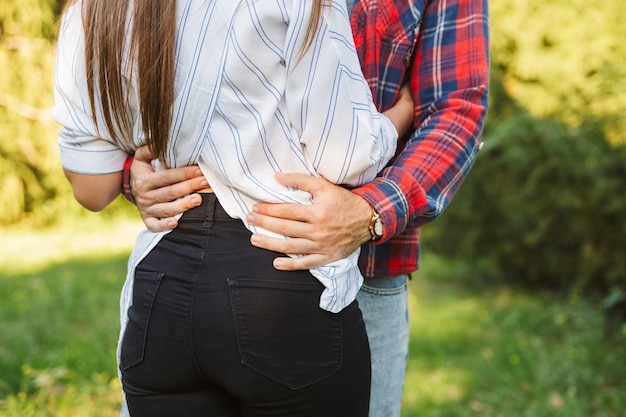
403, 256, 626, 417
0, 217, 143, 417
1, 220, 625, 416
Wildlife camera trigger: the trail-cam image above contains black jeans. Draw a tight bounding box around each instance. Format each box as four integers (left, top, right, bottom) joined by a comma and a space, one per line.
120, 194, 371, 417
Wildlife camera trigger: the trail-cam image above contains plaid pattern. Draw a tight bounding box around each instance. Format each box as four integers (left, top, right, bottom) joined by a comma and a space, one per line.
350, 0, 490, 277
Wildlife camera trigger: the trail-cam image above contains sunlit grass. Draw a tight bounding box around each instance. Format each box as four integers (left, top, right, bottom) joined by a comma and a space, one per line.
0, 217, 142, 416
1, 371, 123, 417
0, 214, 143, 275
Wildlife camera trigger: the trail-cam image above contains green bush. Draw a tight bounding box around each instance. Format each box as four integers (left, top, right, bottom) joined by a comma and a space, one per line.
424, 114, 626, 321
0, 0, 65, 226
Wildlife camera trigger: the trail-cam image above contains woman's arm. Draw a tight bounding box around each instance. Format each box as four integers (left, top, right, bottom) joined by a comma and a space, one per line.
382, 83, 414, 137
63, 170, 122, 212
54, 5, 131, 212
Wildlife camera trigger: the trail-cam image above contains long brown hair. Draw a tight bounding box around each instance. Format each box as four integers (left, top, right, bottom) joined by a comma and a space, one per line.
73, 0, 324, 164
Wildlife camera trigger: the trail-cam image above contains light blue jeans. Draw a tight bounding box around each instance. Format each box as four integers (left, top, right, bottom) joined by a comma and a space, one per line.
120, 274, 409, 417
357, 274, 410, 417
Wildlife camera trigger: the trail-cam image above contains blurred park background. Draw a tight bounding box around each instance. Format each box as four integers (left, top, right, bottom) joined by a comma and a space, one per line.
1, 0, 625, 416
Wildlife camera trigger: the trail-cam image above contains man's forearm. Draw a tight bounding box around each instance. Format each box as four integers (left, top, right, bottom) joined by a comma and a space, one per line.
355, 0, 490, 237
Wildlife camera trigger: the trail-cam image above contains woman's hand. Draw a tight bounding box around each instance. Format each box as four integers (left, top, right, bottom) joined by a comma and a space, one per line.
130, 145, 207, 231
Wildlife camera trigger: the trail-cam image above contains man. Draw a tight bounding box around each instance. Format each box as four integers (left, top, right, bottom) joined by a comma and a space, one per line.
124, 1, 489, 415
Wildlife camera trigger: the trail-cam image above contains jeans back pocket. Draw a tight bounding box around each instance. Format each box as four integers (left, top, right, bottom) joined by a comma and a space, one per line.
227, 277, 342, 390
120, 270, 165, 371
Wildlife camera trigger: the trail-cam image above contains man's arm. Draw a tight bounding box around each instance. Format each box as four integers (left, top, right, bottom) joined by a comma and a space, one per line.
127, 146, 207, 231
354, 0, 490, 237
249, 0, 490, 270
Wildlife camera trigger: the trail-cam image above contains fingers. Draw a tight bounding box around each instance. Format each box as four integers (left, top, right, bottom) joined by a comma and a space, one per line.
249, 202, 313, 225
133, 165, 206, 197
139, 193, 202, 219
272, 254, 330, 271
150, 166, 206, 191
249, 233, 318, 255
274, 172, 329, 195
143, 216, 179, 233
248, 233, 332, 270
131, 145, 207, 197
135, 176, 206, 210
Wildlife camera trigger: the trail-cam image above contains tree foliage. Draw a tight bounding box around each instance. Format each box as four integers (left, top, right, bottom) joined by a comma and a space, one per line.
425, 0, 626, 320
0, 0, 62, 224
426, 115, 626, 311
489, 0, 626, 144
0, 0, 61, 41
0, 0, 130, 225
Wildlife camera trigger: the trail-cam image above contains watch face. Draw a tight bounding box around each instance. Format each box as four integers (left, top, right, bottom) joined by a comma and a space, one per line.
374, 218, 384, 236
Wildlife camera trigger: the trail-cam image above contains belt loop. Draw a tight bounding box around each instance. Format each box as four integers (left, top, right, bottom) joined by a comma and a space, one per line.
202, 193, 218, 227
202, 193, 215, 227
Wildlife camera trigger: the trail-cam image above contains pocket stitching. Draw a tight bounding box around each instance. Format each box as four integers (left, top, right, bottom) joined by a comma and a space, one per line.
227, 278, 343, 389
120, 271, 165, 371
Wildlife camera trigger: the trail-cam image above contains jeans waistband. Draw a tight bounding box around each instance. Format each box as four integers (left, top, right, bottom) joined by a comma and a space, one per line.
179, 193, 235, 223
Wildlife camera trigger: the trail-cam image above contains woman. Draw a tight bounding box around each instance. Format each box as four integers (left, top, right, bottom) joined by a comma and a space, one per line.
54, 0, 413, 415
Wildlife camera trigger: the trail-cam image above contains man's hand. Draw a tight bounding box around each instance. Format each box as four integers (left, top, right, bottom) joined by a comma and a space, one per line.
131, 146, 207, 231
247, 173, 373, 271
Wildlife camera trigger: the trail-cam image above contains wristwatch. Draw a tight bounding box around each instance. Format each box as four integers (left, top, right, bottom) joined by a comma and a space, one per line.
368, 210, 384, 241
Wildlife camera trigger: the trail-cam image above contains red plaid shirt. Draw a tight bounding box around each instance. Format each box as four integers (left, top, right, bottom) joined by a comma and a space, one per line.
350, 0, 490, 277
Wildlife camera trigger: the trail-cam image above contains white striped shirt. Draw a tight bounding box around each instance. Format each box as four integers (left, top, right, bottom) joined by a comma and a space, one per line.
54, 0, 397, 315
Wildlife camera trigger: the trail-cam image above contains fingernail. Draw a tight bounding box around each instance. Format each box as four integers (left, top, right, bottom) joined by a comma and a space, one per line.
200, 179, 209, 187
250, 234, 259, 244
246, 214, 255, 225
273, 259, 284, 269
167, 220, 177, 228
190, 196, 202, 206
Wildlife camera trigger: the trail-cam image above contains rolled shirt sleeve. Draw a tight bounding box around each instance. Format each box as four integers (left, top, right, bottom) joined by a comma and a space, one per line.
53, 2, 130, 175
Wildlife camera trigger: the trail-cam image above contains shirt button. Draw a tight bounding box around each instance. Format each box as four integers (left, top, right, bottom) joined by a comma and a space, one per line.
478, 141, 484, 151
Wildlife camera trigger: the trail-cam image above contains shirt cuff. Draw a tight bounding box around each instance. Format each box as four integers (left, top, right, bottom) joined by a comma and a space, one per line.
59, 142, 128, 175
353, 177, 414, 242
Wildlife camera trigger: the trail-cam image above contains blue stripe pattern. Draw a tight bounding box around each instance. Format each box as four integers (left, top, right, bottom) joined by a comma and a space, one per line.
54, 0, 398, 313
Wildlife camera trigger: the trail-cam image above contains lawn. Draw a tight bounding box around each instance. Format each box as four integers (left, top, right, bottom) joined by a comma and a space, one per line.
0, 218, 624, 416
405, 255, 626, 417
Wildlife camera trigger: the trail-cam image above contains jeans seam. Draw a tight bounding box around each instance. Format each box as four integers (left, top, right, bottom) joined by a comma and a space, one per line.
359, 283, 407, 296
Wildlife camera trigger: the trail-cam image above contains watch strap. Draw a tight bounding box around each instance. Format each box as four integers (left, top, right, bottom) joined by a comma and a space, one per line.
368, 209, 382, 241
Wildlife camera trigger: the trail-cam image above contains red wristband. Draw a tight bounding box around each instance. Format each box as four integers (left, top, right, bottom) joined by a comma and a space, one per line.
122, 153, 136, 205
